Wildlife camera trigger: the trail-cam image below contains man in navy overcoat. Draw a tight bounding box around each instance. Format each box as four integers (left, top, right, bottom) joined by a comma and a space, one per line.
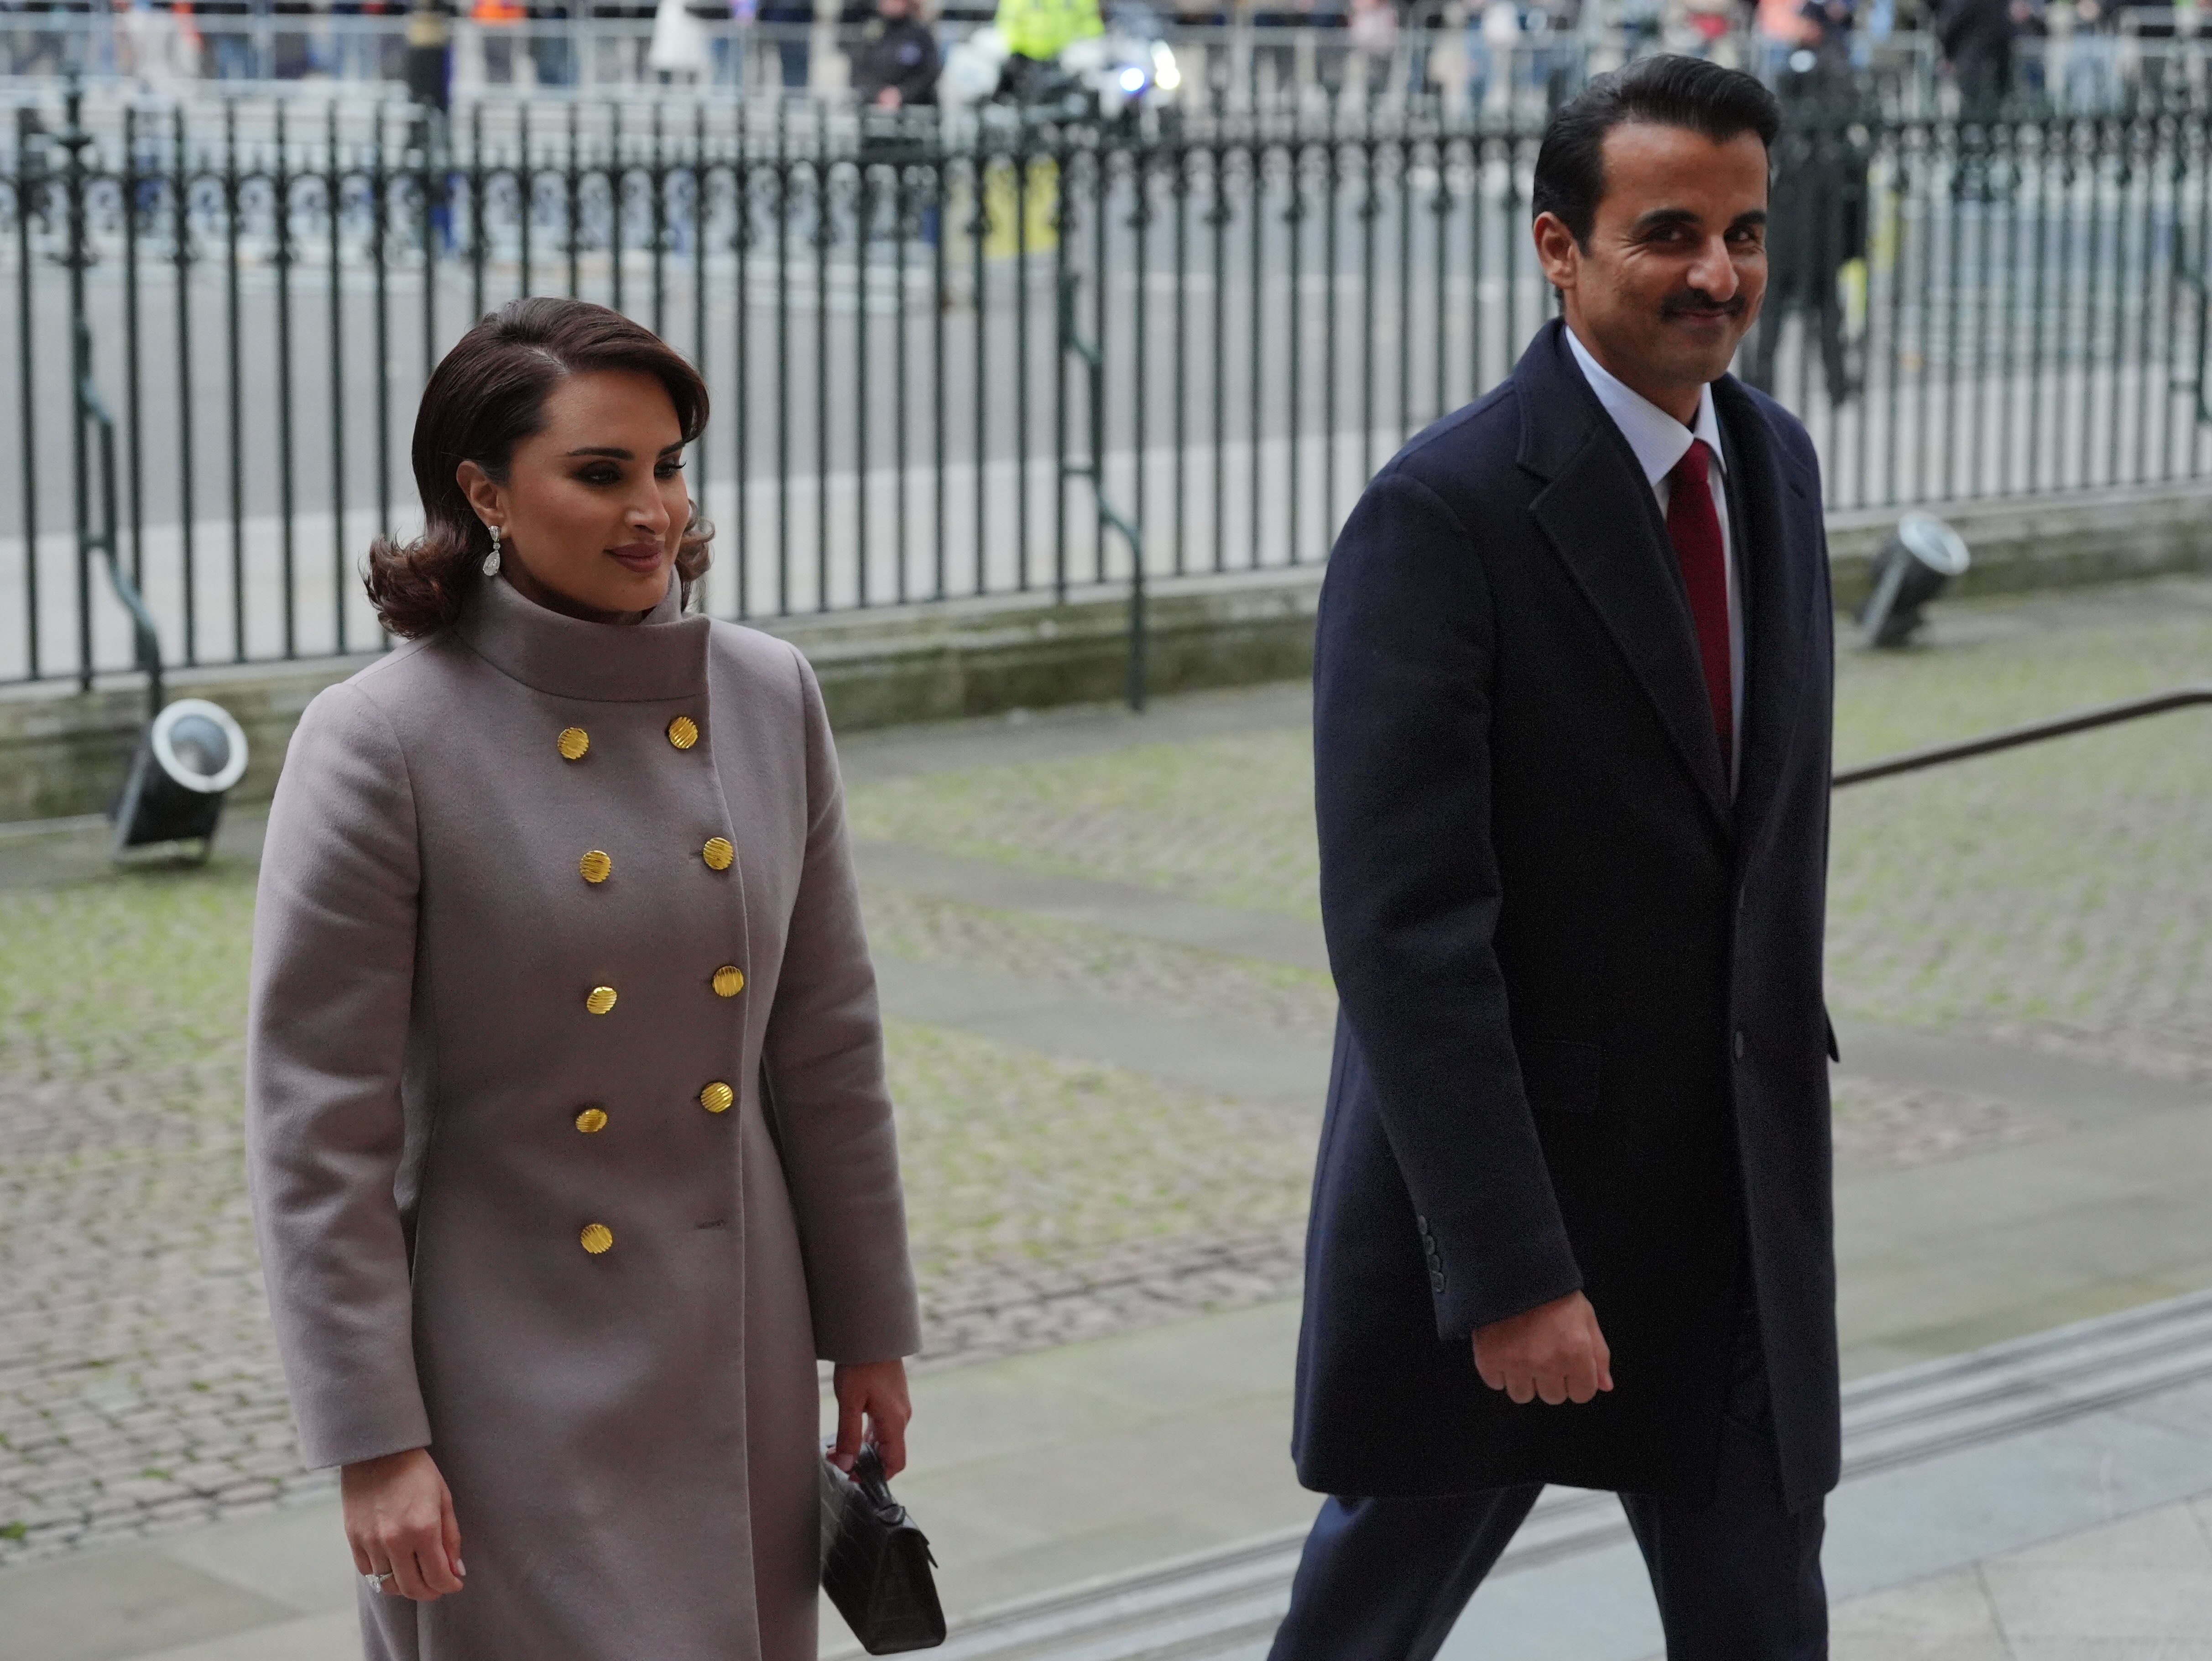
1275, 57, 1840, 1659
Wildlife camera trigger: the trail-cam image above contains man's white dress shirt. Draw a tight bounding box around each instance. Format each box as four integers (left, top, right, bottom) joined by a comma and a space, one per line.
1564, 327, 1745, 782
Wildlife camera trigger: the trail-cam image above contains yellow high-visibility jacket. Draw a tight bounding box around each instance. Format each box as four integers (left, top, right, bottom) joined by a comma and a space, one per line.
994, 0, 1103, 63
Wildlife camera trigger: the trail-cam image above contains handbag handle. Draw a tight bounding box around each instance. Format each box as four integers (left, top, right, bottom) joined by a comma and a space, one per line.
850, 1445, 901, 1514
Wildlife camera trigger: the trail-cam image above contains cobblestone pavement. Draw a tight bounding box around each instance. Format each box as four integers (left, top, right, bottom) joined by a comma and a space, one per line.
2, 576, 2208, 1567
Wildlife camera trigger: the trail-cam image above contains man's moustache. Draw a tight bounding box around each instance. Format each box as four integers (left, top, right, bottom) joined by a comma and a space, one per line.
1662, 293, 1747, 319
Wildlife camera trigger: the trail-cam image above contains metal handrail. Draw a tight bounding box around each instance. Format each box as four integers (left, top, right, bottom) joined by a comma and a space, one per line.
58, 78, 164, 721
1833, 685, 2212, 788
1059, 265, 1148, 714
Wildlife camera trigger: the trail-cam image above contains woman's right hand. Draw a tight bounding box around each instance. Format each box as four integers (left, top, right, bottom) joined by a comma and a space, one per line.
341, 1447, 465, 1601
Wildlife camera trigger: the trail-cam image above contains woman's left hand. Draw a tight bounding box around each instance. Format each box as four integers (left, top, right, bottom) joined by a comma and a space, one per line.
830, 1358, 913, 1478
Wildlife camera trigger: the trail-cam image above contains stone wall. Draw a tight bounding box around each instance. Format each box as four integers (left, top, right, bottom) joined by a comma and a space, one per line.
4, 481, 2206, 826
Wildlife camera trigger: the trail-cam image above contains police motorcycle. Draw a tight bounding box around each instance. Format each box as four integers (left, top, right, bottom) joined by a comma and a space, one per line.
939, 5, 1184, 137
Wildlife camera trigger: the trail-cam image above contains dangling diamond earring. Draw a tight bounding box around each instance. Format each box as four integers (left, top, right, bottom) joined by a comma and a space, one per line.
481, 525, 502, 578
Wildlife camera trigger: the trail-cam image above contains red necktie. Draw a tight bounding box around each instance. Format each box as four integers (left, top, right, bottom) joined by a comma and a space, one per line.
1665, 439, 1733, 780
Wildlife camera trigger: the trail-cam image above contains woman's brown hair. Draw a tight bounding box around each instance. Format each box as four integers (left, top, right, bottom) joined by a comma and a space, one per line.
365, 297, 713, 638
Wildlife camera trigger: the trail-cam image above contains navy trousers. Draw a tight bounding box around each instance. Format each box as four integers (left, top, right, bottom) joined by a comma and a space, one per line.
1267, 1309, 1827, 1661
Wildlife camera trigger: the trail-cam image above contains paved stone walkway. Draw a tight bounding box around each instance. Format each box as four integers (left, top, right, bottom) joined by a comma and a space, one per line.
12, 1290, 2212, 1661
1827, 1498, 2212, 1661
1, 576, 2209, 1574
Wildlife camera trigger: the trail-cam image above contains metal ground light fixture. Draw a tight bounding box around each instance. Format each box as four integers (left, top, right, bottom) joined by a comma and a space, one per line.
1857, 512, 1971, 648
110, 699, 250, 862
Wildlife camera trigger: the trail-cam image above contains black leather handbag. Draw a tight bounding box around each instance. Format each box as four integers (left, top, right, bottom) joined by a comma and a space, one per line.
820, 1446, 947, 1654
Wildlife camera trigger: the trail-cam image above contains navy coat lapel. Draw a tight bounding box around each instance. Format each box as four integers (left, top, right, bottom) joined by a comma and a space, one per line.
1517, 322, 1732, 836
1712, 376, 1815, 862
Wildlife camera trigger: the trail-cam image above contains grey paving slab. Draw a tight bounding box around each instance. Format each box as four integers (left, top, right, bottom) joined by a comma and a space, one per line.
833, 683, 1314, 786
0, 1498, 351, 1661
125, 1610, 359, 1661
871, 956, 1334, 1112
1834, 1018, 2207, 1122
853, 841, 1335, 975
151, 1500, 355, 1616
1835, 1098, 2212, 1369
1431, 1375, 2212, 1661
0, 1544, 297, 1661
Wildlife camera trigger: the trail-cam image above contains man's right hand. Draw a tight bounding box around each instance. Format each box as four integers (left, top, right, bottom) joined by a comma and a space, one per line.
1472, 1290, 1614, 1405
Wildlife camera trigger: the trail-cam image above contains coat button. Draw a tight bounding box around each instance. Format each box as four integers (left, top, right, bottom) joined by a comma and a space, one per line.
557, 726, 590, 762
699, 1081, 735, 1114
702, 836, 735, 872
585, 985, 617, 1015
712, 965, 746, 998
579, 849, 612, 884
580, 1223, 614, 1254
1428, 1269, 1446, 1292
574, 1106, 608, 1133
1733, 1030, 1747, 1060
667, 715, 699, 750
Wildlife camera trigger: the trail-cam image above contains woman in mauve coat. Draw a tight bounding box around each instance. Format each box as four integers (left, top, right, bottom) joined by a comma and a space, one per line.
247, 297, 921, 1661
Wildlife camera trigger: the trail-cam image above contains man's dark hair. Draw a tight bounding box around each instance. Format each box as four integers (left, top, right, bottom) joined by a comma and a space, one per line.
1532, 55, 1782, 248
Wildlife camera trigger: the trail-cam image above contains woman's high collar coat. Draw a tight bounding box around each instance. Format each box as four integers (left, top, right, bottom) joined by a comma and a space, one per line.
247, 572, 920, 1660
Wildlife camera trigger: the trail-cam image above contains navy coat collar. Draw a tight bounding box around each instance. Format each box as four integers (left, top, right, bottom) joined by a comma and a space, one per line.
1712, 371, 1819, 869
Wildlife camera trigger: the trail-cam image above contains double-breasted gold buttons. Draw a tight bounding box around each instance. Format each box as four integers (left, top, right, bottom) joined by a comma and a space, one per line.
667, 715, 699, 751
580, 1222, 614, 1255
579, 849, 612, 884
699, 1081, 735, 1114
558, 726, 590, 762
712, 965, 746, 998
574, 1106, 608, 1134
585, 985, 618, 1015
702, 836, 735, 872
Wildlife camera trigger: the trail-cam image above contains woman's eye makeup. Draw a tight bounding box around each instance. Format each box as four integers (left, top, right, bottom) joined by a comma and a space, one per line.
568, 458, 683, 485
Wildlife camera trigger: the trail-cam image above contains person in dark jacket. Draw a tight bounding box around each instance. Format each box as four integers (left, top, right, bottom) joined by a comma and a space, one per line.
1270, 55, 1839, 1661
852, 0, 940, 105
1749, 57, 1869, 403
1937, 0, 2018, 109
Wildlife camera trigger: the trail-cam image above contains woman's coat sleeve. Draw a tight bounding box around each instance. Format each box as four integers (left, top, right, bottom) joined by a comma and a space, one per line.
246, 680, 433, 1470
760, 649, 922, 1365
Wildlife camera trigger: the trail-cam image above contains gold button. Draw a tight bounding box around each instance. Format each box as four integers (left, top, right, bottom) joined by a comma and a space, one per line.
712, 965, 746, 998
699, 1081, 734, 1114
702, 836, 735, 872
667, 715, 699, 751
574, 1106, 608, 1133
579, 849, 612, 884
579, 1222, 614, 1254
558, 726, 590, 762
585, 985, 617, 1016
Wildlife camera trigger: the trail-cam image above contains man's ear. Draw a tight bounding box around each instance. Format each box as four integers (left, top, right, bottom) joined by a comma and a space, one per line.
1531, 211, 1581, 295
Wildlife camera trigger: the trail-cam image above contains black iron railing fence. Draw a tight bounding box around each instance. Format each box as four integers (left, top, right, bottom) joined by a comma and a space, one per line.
3, 87, 2210, 690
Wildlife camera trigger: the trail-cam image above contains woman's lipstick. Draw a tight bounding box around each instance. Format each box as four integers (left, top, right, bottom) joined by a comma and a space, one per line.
608, 541, 665, 574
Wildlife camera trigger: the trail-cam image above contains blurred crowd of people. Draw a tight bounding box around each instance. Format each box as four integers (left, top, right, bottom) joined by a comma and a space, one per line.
1, 0, 2200, 114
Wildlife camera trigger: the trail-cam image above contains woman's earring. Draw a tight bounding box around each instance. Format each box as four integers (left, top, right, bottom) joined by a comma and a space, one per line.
481, 525, 502, 578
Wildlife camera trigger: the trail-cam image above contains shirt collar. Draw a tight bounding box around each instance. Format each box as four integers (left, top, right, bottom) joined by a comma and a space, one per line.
1564, 325, 1726, 488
